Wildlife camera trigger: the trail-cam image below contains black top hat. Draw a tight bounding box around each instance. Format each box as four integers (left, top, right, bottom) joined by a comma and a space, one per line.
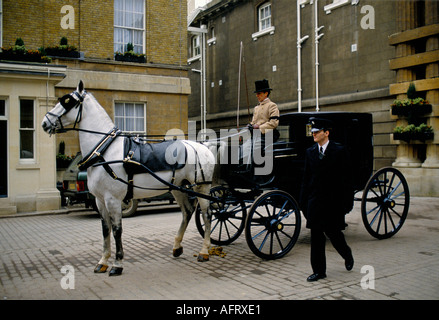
254, 79, 272, 93
308, 117, 334, 133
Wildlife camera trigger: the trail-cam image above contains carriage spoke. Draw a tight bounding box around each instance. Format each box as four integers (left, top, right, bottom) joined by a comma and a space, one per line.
257, 231, 270, 251
386, 172, 396, 195
368, 207, 382, 228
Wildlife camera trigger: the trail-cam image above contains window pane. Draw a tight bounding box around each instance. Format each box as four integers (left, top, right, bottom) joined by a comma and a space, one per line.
115, 0, 123, 11
115, 10, 123, 26
125, 118, 134, 131
134, 0, 143, 13
115, 117, 124, 129
135, 104, 144, 117
124, 29, 133, 46
136, 118, 144, 131
134, 30, 143, 46
115, 103, 124, 116
125, 103, 134, 116
134, 13, 143, 28
125, 0, 134, 12
20, 130, 34, 159
0, 100, 5, 116
20, 100, 34, 128
125, 11, 133, 28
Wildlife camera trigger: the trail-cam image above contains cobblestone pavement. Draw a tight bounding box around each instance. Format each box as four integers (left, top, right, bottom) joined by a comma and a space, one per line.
0, 197, 438, 302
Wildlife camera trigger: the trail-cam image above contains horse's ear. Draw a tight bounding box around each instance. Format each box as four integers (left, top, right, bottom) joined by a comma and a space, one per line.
78, 80, 84, 93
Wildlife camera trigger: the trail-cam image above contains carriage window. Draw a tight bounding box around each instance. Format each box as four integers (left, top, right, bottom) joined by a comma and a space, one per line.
19, 99, 35, 160
114, 102, 146, 133
114, 0, 145, 54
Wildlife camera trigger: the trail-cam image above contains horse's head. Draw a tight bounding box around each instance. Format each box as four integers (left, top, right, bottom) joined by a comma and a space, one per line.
42, 80, 86, 135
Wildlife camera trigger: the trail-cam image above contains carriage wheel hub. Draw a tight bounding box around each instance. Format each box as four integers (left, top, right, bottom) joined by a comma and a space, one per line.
384, 198, 395, 209
269, 219, 283, 232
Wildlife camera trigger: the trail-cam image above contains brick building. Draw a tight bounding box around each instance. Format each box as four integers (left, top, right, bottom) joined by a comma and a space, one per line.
0, 0, 190, 214
188, 0, 439, 196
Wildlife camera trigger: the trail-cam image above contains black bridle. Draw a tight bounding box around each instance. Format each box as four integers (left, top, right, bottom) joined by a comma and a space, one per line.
44, 90, 85, 134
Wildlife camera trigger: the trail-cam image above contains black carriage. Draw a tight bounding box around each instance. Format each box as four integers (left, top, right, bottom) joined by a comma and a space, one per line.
195, 112, 410, 260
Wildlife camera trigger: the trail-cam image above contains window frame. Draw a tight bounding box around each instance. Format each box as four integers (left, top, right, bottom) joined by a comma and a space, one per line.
258, 2, 272, 32
19, 98, 36, 162
114, 101, 147, 134
192, 35, 201, 58
252, 2, 275, 41
114, 0, 146, 55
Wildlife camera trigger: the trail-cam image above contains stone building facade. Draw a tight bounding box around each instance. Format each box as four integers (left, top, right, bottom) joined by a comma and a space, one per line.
188, 0, 438, 196
0, 0, 190, 214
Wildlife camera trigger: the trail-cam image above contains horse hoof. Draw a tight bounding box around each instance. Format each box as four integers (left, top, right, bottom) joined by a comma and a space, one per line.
94, 264, 108, 273
197, 254, 209, 262
109, 267, 123, 276
173, 247, 183, 257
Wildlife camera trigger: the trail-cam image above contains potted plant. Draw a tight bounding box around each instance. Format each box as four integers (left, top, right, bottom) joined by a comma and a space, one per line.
391, 83, 432, 117
115, 43, 146, 63
393, 123, 434, 142
45, 37, 80, 58
56, 141, 74, 168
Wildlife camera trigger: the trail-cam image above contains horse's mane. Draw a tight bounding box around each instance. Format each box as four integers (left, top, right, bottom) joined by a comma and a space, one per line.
85, 92, 115, 128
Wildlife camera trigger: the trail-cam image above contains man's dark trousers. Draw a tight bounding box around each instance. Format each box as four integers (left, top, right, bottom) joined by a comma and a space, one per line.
310, 228, 352, 274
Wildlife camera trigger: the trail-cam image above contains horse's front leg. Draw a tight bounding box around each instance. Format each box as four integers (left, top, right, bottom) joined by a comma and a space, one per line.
108, 199, 124, 276
197, 197, 211, 262
94, 198, 111, 274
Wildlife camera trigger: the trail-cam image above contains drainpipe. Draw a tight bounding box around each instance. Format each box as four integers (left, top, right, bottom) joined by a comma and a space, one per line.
201, 24, 207, 139
297, 1, 309, 113
314, 0, 324, 112
188, 25, 208, 139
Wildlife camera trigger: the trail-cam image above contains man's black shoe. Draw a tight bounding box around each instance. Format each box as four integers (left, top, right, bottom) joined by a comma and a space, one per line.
345, 257, 354, 271
307, 273, 327, 282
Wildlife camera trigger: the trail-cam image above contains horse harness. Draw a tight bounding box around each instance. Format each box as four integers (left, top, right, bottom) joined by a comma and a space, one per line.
46, 89, 214, 202
77, 127, 211, 201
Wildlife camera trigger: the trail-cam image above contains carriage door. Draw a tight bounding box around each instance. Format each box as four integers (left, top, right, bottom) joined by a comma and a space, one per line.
0, 100, 7, 197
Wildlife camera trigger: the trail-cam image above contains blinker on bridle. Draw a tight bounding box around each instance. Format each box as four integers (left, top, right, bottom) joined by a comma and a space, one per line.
44, 90, 86, 134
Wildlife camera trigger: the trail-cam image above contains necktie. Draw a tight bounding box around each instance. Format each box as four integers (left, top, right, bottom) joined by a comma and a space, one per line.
319, 146, 324, 159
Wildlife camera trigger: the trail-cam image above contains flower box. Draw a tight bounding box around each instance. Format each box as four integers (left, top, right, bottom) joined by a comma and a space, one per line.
391, 104, 432, 117
45, 46, 80, 58
393, 131, 434, 143
115, 53, 146, 63
0, 47, 51, 63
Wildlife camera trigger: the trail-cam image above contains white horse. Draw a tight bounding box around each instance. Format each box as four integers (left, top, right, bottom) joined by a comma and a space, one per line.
42, 81, 215, 276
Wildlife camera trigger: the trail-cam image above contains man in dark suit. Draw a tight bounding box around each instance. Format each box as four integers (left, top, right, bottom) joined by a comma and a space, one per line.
300, 117, 354, 282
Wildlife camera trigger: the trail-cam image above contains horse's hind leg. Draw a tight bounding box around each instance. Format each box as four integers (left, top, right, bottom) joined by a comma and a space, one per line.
93, 197, 124, 276
94, 199, 111, 274
172, 191, 194, 258
197, 196, 211, 262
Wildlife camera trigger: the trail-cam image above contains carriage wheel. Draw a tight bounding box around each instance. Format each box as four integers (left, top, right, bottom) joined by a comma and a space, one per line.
245, 190, 301, 260
361, 167, 409, 239
195, 186, 247, 245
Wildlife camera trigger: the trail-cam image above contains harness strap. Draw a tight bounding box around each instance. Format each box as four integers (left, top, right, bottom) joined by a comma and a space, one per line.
78, 127, 121, 171
182, 141, 206, 184
92, 159, 217, 202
